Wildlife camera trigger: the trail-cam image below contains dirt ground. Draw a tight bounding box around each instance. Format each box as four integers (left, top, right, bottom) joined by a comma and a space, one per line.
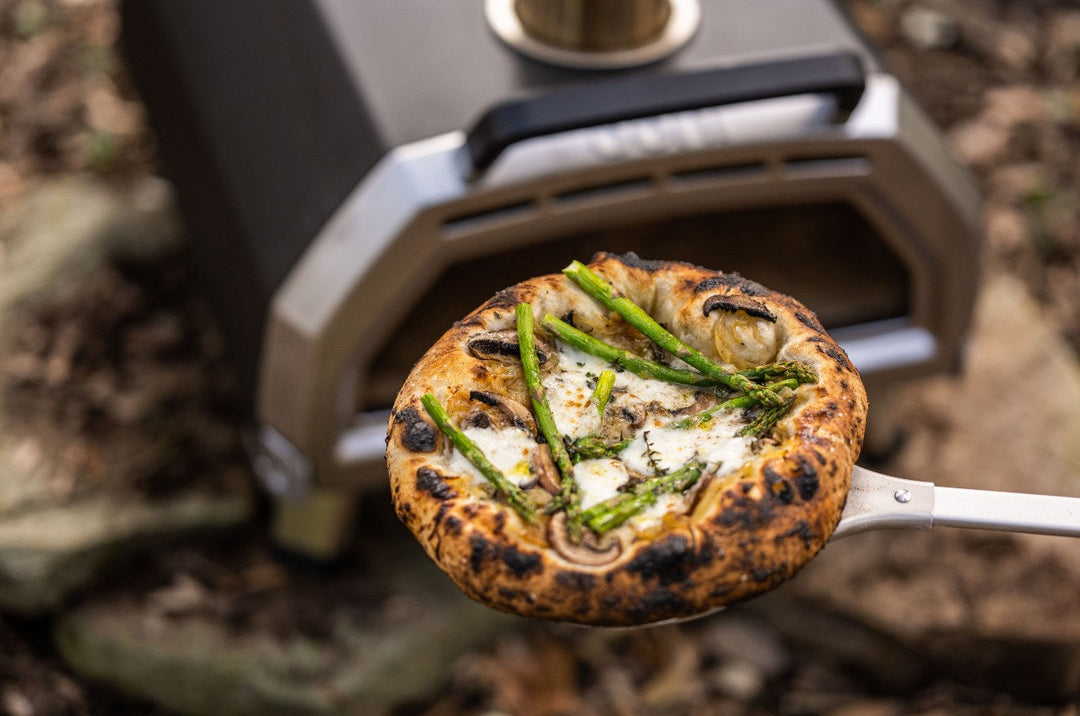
1, 0, 1079, 714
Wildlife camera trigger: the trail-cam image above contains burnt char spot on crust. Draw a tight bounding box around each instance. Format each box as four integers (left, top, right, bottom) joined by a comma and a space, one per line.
501, 545, 542, 578
469, 531, 542, 579
807, 403, 838, 423
715, 495, 775, 530
778, 520, 817, 548
480, 287, 521, 313
625, 534, 695, 587
702, 294, 777, 323
694, 533, 720, 565
763, 466, 795, 504
636, 589, 690, 618
396, 407, 438, 452
795, 311, 825, 333
433, 503, 450, 528
469, 533, 490, 573
606, 251, 668, 272
822, 345, 854, 371
444, 515, 463, 536
792, 456, 820, 501
416, 467, 457, 501
694, 274, 769, 297
751, 565, 783, 583
497, 586, 527, 603
556, 571, 596, 590
455, 314, 485, 329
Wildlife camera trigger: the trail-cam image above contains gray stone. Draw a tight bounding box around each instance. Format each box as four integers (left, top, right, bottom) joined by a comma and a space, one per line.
0, 177, 252, 613
0, 484, 251, 614
0, 176, 178, 319
55, 555, 512, 716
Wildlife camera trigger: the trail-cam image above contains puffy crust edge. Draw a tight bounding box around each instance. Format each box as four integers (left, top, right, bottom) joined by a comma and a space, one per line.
386, 253, 867, 626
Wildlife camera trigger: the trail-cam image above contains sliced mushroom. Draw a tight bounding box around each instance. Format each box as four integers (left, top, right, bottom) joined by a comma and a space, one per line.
466, 330, 552, 364
469, 390, 537, 433
530, 445, 561, 495
617, 400, 647, 429
702, 293, 777, 322
547, 511, 622, 566
594, 395, 648, 443
460, 409, 493, 429
669, 390, 715, 418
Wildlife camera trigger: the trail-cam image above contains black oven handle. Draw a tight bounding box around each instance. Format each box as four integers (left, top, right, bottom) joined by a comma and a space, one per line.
466, 51, 865, 171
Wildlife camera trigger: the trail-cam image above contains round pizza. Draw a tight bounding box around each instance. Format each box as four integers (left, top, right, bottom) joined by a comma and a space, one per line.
386, 252, 867, 626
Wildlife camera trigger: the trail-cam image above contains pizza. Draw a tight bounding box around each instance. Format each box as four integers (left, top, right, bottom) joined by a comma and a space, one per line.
386, 252, 867, 626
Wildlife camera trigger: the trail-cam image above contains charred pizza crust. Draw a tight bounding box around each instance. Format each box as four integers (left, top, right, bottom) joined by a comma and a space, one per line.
386, 252, 867, 626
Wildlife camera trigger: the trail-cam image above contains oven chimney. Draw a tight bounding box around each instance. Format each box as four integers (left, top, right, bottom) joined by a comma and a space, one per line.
514, 0, 672, 52
486, 0, 700, 68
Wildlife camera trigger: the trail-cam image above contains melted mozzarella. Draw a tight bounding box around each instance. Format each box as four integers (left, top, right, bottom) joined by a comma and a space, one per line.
620, 413, 753, 476
447, 426, 536, 489
573, 459, 629, 509
542, 345, 608, 438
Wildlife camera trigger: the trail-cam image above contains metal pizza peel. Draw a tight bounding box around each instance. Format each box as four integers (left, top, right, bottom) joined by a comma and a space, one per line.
832, 465, 1080, 540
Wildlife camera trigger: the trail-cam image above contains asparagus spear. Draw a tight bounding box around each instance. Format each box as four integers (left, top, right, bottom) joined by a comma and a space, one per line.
737, 361, 817, 385
591, 369, 616, 418
567, 435, 632, 463
667, 378, 800, 430
738, 397, 796, 438
516, 303, 582, 539
581, 461, 705, 535
562, 261, 780, 406
420, 393, 536, 524
542, 315, 719, 387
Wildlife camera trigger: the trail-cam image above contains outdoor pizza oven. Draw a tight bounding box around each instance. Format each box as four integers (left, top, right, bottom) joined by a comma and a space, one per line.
121, 0, 981, 556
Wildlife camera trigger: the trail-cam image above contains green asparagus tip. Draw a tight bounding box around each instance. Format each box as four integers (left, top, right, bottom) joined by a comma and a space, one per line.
592, 369, 616, 418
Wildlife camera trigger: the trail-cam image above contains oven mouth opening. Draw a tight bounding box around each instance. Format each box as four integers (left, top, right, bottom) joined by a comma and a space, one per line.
361, 201, 910, 410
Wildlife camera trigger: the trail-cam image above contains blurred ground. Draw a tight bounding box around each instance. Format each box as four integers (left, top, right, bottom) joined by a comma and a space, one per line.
0, 0, 1079, 714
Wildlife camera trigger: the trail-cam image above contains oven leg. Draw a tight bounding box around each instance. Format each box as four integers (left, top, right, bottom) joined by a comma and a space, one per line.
272, 487, 358, 560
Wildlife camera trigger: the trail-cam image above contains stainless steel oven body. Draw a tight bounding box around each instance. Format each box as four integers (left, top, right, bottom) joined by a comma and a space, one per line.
122, 0, 980, 555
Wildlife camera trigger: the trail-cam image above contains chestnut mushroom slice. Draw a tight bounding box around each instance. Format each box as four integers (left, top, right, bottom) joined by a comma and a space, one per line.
530, 445, 561, 495
702, 294, 777, 323
460, 409, 493, 429
547, 512, 622, 566
613, 396, 648, 430
466, 329, 552, 364
469, 390, 537, 434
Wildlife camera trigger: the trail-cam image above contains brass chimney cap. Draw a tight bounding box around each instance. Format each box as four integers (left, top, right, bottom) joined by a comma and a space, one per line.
486, 0, 701, 69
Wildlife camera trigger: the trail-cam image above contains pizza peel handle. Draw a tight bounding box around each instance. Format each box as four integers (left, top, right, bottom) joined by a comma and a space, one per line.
832, 466, 1080, 540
